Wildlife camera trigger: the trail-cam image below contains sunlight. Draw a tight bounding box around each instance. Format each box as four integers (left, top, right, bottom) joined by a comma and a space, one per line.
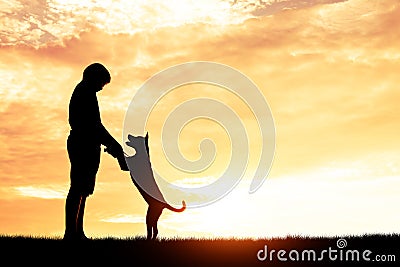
157, 155, 400, 239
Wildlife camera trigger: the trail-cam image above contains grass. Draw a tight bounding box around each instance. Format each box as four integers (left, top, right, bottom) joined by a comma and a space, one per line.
1, 233, 399, 266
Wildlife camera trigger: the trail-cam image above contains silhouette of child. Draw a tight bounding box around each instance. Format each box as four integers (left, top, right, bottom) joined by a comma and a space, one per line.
63, 63, 126, 241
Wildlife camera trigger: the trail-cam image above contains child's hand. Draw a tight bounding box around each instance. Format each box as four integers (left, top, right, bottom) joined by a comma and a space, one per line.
104, 143, 123, 158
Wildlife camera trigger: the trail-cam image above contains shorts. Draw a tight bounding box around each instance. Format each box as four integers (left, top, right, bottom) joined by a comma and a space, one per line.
67, 134, 101, 196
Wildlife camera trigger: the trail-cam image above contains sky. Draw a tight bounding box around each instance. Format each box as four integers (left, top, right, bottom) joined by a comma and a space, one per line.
0, 0, 400, 239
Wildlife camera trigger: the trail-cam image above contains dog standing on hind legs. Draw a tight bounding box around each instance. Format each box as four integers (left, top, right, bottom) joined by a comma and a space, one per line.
125, 133, 186, 240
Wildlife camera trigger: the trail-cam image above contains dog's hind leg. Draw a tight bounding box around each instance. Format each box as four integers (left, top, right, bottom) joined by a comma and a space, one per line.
146, 206, 164, 240
151, 207, 163, 240
152, 223, 158, 240
145, 206, 153, 240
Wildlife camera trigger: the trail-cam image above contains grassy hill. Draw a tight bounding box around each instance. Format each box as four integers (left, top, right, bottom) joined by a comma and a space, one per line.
1, 234, 398, 266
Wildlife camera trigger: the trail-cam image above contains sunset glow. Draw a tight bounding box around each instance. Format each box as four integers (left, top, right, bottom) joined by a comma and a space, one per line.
0, 0, 399, 239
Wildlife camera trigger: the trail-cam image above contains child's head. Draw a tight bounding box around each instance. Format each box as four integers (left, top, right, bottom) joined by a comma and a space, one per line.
82, 63, 111, 90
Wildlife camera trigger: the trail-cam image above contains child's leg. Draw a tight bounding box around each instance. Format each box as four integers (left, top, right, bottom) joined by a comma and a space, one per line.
64, 188, 81, 239
76, 195, 87, 238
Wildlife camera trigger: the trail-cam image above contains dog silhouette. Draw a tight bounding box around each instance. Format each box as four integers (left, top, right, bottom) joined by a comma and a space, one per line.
125, 133, 186, 240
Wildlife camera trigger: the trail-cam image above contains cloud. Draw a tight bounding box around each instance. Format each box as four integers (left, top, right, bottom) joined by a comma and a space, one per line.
14, 184, 67, 199
0, 0, 248, 47
232, 0, 349, 16
1, 0, 360, 48
100, 214, 144, 224
1, 0, 399, 183
1, 0, 398, 185
0, 0, 23, 12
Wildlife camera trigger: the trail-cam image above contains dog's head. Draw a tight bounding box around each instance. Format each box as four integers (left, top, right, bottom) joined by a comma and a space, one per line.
126, 132, 149, 155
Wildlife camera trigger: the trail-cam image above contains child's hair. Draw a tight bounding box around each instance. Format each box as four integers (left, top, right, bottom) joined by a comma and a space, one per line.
83, 63, 111, 84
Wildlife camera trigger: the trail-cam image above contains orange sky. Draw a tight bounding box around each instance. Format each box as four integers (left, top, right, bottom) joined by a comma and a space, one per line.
0, 0, 400, 239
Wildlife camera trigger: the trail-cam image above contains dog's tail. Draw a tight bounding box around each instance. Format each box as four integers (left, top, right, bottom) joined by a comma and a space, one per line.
166, 200, 186, 212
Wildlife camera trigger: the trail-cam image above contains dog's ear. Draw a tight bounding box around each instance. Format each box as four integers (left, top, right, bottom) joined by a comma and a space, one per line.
145, 132, 149, 139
